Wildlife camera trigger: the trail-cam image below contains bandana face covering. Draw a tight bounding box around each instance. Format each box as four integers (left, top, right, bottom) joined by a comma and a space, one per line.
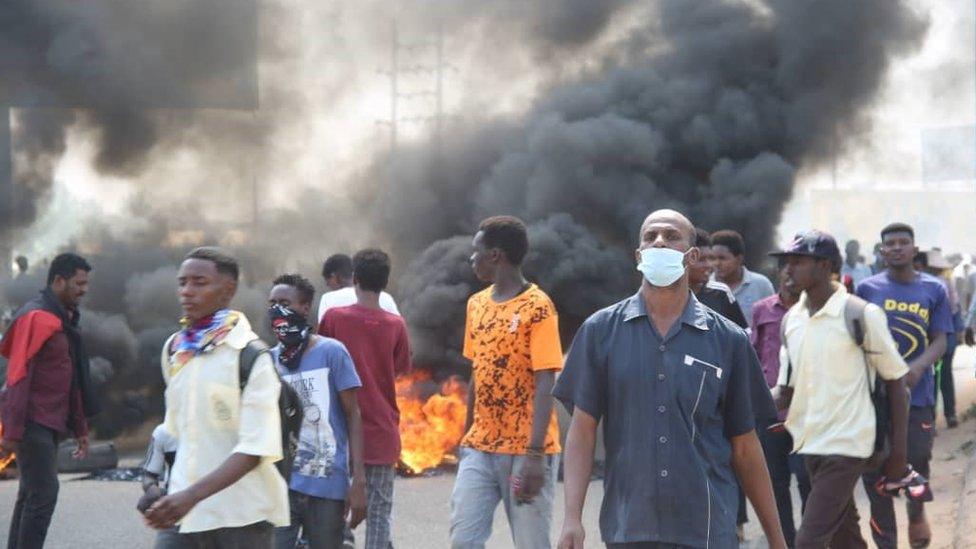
269, 303, 310, 368
169, 309, 241, 377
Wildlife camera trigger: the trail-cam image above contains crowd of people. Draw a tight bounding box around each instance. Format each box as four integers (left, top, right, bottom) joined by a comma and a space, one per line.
0, 209, 973, 549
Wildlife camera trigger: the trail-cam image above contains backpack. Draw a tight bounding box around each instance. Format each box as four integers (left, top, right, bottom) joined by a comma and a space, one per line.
239, 339, 304, 483
781, 295, 891, 467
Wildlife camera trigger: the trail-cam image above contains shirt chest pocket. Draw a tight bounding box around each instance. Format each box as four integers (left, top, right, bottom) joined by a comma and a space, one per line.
206, 383, 240, 431
677, 354, 724, 431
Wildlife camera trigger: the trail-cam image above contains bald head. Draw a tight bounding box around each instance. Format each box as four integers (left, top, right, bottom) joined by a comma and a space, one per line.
638, 209, 696, 247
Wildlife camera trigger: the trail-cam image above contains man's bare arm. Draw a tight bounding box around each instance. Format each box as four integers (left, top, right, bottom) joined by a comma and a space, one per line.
339, 388, 367, 528
516, 370, 557, 501
528, 370, 556, 450
730, 430, 786, 549
905, 332, 946, 388
557, 408, 598, 549
145, 453, 260, 529
882, 376, 910, 478
463, 376, 475, 435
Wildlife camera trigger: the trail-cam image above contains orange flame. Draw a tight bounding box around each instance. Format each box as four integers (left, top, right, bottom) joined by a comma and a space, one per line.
0, 420, 13, 474
396, 370, 468, 474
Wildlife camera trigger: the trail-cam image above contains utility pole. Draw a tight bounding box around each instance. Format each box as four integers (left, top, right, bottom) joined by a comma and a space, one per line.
377, 16, 452, 189
390, 18, 399, 158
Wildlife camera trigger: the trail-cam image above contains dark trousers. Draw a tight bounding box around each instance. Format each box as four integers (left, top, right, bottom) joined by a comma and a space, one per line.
179, 521, 274, 549
795, 455, 869, 549
936, 332, 957, 419
760, 428, 810, 546
276, 491, 345, 549
7, 422, 60, 549
861, 406, 935, 549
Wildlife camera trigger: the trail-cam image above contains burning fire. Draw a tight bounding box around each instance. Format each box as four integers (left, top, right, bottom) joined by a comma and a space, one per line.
396, 370, 468, 474
0, 421, 13, 474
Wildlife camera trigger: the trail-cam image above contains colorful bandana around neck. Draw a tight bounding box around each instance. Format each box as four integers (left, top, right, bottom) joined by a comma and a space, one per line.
169, 309, 241, 375
268, 303, 310, 369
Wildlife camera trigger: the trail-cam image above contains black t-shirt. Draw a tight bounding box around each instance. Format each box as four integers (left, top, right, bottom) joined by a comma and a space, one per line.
696, 282, 749, 329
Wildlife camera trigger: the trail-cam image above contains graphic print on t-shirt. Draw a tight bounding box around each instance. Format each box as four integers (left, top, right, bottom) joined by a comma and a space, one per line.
280, 368, 337, 478
857, 272, 953, 407
461, 284, 564, 454
881, 298, 930, 359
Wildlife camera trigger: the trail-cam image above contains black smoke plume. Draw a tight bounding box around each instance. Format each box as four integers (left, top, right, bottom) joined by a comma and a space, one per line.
0, 0, 927, 437
383, 0, 927, 373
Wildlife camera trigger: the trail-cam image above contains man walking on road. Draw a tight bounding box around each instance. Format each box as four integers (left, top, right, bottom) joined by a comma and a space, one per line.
318, 254, 399, 324
268, 274, 367, 549
450, 216, 564, 549
856, 224, 952, 549
145, 247, 289, 547
770, 230, 911, 548
710, 229, 775, 328
319, 249, 412, 549
750, 259, 809, 547
555, 209, 785, 548
691, 229, 749, 329
0, 253, 99, 549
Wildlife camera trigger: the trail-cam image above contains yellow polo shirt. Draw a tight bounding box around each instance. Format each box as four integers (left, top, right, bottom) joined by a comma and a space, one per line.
160, 315, 289, 533
777, 284, 908, 458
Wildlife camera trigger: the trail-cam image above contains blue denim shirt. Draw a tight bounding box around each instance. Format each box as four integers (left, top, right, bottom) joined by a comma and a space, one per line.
553, 291, 776, 547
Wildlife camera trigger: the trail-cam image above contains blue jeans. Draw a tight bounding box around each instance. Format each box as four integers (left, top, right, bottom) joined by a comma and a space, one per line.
275, 491, 345, 549
450, 448, 558, 549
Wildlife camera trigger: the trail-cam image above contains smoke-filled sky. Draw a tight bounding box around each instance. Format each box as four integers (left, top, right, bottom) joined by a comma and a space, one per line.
1, 0, 964, 432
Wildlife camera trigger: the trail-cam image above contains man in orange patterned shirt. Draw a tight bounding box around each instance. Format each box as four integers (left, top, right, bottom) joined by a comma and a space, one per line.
450, 215, 563, 549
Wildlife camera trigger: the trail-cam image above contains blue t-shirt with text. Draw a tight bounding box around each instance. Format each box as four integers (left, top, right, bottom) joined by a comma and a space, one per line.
856, 272, 952, 407
272, 336, 362, 500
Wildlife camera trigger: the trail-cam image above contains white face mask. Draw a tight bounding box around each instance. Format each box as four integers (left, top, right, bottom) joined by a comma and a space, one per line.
637, 247, 688, 287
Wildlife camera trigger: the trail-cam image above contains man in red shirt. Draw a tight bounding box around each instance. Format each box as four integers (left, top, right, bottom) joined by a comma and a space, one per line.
0, 253, 100, 549
319, 249, 412, 549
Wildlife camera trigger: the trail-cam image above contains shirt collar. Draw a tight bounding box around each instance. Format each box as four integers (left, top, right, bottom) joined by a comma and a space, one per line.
223, 314, 255, 350
797, 282, 847, 318
623, 290, 710, 331
739, 267, 755, 287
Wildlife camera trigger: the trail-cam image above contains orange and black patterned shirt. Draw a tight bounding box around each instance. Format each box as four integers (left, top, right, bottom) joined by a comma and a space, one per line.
460, 284, 563, 454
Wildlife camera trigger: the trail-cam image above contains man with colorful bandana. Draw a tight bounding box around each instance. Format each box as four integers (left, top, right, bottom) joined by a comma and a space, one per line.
144, 247, 288, 547
0, 253, 100, 549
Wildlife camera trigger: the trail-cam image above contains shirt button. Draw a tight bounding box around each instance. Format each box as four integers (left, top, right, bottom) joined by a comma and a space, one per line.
658, 373, 666, 381
659, 436, 668, 444
659, 345, 666, 352
660, 470, 669, 478
658, 405, 666, 413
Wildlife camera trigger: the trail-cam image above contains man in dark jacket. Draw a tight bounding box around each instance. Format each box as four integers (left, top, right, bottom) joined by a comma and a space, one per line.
0, 252, 99, 549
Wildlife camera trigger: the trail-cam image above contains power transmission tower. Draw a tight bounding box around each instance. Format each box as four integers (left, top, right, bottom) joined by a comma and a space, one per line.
377, 17, 453, 187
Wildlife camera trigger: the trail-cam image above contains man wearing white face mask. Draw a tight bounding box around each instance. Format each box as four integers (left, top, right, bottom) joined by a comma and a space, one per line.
554, 209, 785, 549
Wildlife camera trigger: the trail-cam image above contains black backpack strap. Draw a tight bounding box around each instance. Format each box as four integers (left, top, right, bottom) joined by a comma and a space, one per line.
239, 339, 270, 391
843, 295, 872, 393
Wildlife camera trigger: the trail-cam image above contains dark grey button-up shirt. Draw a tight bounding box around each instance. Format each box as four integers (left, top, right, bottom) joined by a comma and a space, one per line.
553, 291, 776, 547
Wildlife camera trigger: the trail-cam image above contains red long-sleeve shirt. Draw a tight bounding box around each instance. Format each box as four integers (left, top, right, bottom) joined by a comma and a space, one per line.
1, 311, 88, 441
